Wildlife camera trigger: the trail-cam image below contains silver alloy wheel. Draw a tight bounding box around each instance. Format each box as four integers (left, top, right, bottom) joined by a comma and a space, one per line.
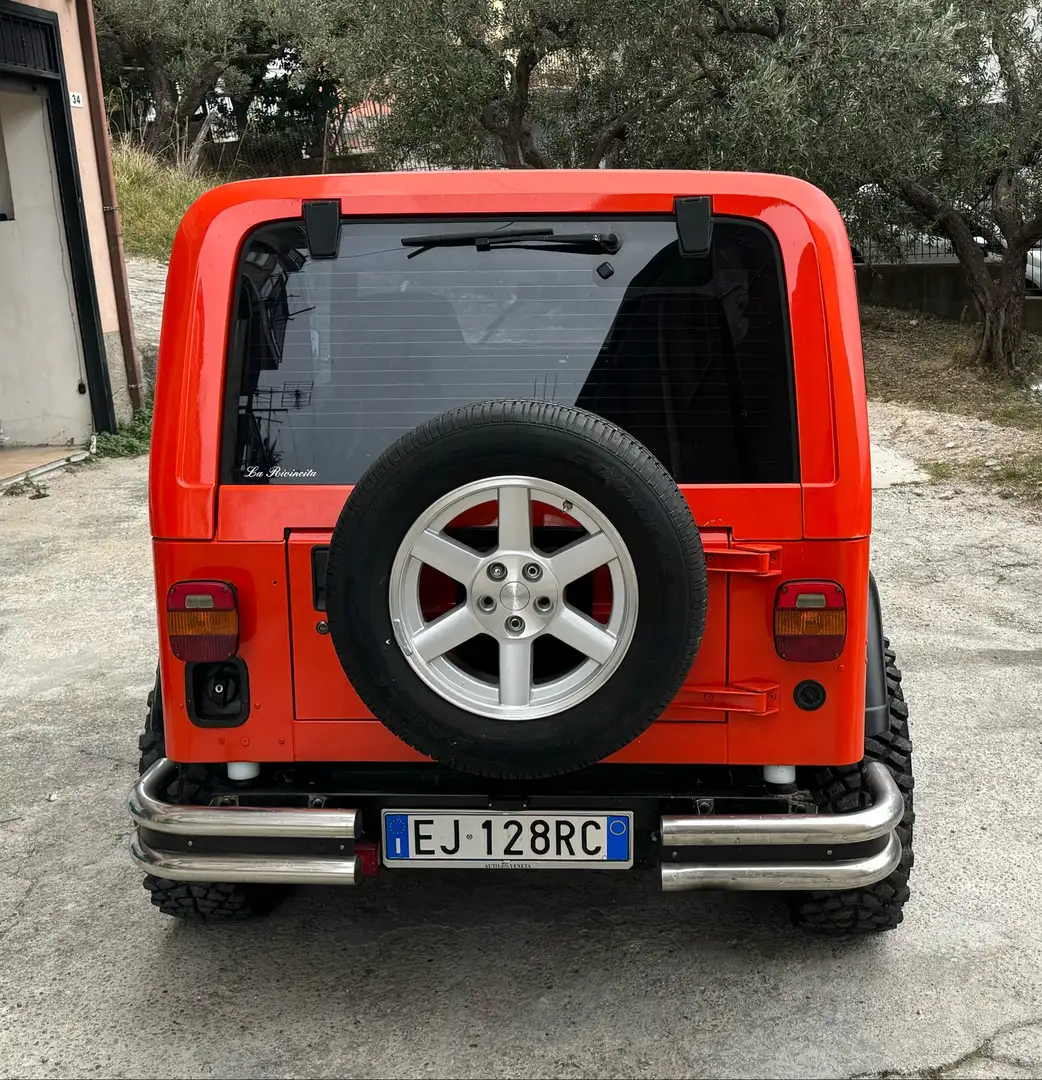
388, 476, 639, 720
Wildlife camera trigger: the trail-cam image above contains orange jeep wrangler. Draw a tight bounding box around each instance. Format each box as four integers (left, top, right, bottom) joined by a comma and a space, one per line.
130, 170, 914, 934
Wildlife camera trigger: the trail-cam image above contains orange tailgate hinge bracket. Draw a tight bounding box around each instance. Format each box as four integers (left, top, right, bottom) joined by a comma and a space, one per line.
702, 544, 782, 576
675, 680, 780, 716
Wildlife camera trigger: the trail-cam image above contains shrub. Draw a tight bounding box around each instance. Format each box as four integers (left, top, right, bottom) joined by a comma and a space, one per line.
112, 142, 215, 260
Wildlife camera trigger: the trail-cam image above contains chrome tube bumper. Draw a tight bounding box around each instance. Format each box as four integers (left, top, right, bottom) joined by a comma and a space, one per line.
659, 762, 904, 891
128, 759, 360, 884
129, 758, 903, 892
129, 834, 360, 884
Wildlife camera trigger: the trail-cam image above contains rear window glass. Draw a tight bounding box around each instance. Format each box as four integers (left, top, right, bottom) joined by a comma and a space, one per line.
224, 215, 796, 485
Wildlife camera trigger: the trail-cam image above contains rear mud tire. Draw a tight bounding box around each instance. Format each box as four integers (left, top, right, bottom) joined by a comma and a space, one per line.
138, 677, 284, 921
789, 639, 914, 935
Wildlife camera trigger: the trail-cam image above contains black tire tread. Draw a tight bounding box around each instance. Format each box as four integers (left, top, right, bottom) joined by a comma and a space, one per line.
789, 638, 914, 935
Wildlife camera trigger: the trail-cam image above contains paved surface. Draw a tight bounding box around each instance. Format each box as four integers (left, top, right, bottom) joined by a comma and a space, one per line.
2, 448, 1041, 1080
125, 258, 168, 353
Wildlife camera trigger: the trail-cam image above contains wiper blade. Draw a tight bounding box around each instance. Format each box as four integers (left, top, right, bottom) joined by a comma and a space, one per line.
402, 228, 620, 258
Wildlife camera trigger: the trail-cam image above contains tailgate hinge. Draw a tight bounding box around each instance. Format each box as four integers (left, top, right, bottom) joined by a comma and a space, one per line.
702, 543, 782, 576
674, 680, 780, 716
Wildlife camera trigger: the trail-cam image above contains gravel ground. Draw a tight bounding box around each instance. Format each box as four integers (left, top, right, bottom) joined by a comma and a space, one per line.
125, 257, 168, 353
868, 400, 1042, 468
1, 450, 1041, 1080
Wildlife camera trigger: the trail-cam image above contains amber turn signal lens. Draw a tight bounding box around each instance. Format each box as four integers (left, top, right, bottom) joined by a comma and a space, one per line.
166, 581, 239, 661
773, 609, 847, 637
774, 581, 846, 662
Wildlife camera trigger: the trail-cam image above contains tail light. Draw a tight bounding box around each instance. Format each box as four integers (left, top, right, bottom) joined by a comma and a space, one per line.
774, 581, 846, 662
166, 581, 239, 661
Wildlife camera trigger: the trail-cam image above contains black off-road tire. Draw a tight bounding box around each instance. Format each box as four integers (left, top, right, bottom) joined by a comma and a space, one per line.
789, 639, 914, 935
325, 400, 708, 779
138, 677, 283, 921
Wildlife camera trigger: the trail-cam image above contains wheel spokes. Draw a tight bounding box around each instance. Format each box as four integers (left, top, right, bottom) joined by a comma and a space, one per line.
499, 637, 533, 707
547, 530, 616, 586
412, 605, 482, 662
496, 485, 532, 551
411, 529, 483, 584
390, 475, 638, 719
550, 604, 617, 665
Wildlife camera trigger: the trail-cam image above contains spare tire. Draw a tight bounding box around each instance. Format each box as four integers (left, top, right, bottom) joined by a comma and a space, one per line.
325, 400, 707, 778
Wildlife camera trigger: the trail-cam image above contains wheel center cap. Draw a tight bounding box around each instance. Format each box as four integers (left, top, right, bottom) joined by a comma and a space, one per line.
499, 581, 531, 611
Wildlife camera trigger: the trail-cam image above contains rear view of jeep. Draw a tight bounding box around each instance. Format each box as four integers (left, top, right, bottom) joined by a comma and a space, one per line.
131, 170, 913, 934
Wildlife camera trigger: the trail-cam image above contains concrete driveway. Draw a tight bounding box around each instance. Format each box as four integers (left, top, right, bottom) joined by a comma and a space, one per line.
1, 450, 1041, 1080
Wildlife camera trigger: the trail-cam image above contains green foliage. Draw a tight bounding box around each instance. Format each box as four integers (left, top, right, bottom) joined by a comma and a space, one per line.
112, 142, 214, 259
96, 0, 332, 165
301, 0, 1041, 371
304, 0, 784, 170
93, 403, 154, 458
689, 1, 1040, 224
98, 0, 1042, 370
703, 0, 1042, 372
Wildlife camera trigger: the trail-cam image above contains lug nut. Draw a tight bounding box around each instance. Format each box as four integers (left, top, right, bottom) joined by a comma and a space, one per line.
534, 596, 553, 612
478, 595, 496, 612
487, 562, 507, 581
505, 615, 525, 634
523, 563, 543, 581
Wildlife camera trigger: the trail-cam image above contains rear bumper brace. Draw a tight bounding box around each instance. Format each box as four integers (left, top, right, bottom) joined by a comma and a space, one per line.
128, 759, 903, 892
129, 759, 361, 885
659, 762, 903, 891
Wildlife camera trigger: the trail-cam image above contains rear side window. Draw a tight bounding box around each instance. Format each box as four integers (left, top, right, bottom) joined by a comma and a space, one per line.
224, 215, 797, 485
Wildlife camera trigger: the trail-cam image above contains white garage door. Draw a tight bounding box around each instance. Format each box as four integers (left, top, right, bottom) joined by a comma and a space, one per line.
0, 86, 92, 446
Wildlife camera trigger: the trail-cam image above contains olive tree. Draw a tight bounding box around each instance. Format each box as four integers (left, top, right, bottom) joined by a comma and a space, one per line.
95, 0, 318, 165
318, 0, 1042, 372
681, 0, 1042, 374
305, 0, 784, 169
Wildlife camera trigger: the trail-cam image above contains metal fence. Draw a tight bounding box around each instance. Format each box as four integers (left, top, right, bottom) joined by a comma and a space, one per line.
847, 204, 1042, 269
187, 99, 382, 179
850, 230, 1042, 297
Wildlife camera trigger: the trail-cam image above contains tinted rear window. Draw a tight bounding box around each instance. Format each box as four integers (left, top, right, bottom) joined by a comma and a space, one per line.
225, 215, 796, 485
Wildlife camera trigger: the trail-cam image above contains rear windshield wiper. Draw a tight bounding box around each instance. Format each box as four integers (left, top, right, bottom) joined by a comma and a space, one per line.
402, 228, 621, 258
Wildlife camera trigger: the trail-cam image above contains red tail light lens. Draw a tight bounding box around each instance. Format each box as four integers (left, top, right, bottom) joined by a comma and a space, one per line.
166, 581, 239, 661
774, 581, 846, 662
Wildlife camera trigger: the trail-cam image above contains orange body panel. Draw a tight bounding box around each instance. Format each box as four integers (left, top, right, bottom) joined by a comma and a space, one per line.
149, 169, 873, 768
285, 530, 730, 727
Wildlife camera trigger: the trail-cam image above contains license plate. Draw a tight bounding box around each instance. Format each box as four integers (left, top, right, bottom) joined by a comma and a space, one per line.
381, 810, 633, 869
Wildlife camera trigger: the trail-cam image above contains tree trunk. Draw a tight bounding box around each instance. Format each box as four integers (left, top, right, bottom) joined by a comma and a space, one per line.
894, 179, 1030, 375
144, 76, 179, 157
185, 111, 214, 175
974, 249, 1027, 375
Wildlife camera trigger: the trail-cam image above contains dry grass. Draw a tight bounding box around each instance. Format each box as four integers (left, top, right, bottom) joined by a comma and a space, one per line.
862, 306, 1042, 508
860, 305, 1042, 431
923, 455, 1042, 507
112, 142, 216, 261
